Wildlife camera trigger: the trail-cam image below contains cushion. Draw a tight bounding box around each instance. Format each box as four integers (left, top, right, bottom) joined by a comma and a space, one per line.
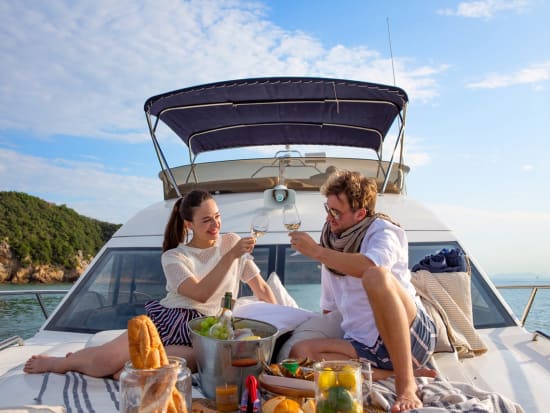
266, 272, 299, 308
232, 301, 316, 335
85, 329, 126, 348
412, 270, 488, 357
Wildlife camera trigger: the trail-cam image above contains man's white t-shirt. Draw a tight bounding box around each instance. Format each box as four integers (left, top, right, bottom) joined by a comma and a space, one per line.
320, 218, 420, 347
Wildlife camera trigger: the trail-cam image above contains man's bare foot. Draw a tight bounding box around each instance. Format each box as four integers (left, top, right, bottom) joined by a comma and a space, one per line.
391, 391, 422, 412
23, 355, 68, 374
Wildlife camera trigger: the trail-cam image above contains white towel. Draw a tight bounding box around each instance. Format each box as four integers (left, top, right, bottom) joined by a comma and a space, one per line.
0, 407, 65, 413
369, 376, 525, 413
35, 372, 119, 413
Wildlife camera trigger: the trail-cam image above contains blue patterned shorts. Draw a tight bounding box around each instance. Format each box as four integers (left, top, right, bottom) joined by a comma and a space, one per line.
347, 305, 436, 370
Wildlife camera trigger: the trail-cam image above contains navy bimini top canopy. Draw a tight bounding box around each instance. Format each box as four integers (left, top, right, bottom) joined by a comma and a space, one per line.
144, 77, 408, 158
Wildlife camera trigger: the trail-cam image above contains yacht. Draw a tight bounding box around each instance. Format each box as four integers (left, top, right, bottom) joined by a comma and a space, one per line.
0, 77, 548, 412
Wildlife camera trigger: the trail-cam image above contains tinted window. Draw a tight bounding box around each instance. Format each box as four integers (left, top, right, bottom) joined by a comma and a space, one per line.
46, 248, 166, 333
276, 242, 515, 328
46, 241, 515, 334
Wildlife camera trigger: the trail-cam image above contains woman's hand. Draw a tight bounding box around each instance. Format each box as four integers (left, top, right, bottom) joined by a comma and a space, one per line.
230, 236, 256, 258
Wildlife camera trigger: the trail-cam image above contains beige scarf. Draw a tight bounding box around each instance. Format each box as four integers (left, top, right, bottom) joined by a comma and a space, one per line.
320, 213, 400, 276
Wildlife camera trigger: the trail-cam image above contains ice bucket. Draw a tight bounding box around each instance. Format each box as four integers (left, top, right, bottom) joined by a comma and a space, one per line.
189, 316, 278, 400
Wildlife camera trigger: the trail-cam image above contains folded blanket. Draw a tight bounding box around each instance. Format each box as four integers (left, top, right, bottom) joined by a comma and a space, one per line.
369, 376, 525, 413
412, 270, 488, 357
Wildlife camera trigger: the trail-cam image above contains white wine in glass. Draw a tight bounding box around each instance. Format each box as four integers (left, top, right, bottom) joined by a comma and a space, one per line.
283, 205, 301, 231
284, 222, 301, 231
244, 212, 270, 260
283, 205, 301, 256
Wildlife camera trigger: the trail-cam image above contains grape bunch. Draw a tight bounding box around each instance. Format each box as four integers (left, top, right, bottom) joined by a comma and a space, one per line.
196, 316, 218, 336
208, 323, 232, 340
195, 316, 233, 340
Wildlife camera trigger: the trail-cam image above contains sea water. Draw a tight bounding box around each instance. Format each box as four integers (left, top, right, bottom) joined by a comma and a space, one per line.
0, 283, 71, 342
1, 278, 548, 343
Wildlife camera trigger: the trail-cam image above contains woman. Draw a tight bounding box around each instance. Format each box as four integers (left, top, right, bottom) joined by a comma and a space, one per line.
24, 190, 276, 378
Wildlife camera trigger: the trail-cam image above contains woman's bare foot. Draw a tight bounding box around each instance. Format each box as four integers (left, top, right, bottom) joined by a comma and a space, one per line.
24, 355, 69, 374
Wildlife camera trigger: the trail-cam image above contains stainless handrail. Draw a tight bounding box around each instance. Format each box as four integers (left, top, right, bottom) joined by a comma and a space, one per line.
496, 284, 549, 328
0, 335, 24, 351
0, 289, 68, 319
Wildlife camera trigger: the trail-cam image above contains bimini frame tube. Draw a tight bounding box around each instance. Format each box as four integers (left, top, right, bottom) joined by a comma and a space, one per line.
145, 111, 182, 198
381, 101, 407, 193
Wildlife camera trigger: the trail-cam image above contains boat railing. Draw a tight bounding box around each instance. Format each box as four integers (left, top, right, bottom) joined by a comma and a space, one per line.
0, 289, 68, 319
0, 335, 24, 351
495, 284, 549, 337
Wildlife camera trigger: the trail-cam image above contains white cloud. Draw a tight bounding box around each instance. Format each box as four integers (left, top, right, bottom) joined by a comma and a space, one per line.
522, 164, 534, 172
467, 61, 550, 88
404, 152, 431, 167
438, 0, 530, 18
0, 0, 445, 142
0, 148, 159, 223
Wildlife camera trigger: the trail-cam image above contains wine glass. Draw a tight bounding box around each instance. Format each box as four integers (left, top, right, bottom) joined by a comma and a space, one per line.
243, 212, 269, 260
283, 205, 301, 256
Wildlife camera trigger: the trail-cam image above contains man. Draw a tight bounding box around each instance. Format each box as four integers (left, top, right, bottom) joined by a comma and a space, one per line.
288, 170, 436, 413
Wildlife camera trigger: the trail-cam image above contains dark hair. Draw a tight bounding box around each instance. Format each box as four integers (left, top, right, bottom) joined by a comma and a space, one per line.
321, 170, 377, 216
162, 190, 213, 252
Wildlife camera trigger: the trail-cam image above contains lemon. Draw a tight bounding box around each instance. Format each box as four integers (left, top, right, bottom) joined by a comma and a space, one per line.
337, 366, 357, 390
317, 368, 337, 392
242, 335, 262, 340
351, 400, 362, 413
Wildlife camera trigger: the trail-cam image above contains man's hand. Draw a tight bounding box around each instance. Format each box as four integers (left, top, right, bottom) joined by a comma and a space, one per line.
288, 231, 321, 259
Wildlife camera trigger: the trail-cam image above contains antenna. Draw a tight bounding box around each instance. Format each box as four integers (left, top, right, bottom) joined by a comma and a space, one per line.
386, 17, 397, 86
385, 17, 405, 194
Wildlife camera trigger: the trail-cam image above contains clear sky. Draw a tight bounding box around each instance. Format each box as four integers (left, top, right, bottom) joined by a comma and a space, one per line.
1, 0, 549, 276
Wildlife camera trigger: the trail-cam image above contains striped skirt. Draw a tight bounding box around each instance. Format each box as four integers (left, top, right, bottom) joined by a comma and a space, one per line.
144, 300, 203, 346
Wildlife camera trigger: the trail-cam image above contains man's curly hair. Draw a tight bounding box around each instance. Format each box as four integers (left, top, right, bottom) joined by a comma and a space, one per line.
321, 170, 377, 216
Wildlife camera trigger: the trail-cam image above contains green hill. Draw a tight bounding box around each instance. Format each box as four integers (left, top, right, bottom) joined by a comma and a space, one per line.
0, 191, 121, 269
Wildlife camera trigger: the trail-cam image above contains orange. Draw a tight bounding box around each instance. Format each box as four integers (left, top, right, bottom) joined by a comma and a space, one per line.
274, 399, 303, 413
263, 397, 304, 413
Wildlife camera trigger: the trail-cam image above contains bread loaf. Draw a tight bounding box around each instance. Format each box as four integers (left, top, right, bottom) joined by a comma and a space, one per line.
127, 315, 186, 413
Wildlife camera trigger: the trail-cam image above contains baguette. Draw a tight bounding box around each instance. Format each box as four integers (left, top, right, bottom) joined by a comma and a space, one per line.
127, 315, 186, 413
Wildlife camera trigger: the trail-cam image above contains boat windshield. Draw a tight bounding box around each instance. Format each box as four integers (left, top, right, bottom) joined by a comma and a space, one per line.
45, 242, 515, 334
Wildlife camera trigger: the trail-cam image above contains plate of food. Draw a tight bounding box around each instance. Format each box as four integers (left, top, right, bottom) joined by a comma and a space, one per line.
258, 360, 315, 398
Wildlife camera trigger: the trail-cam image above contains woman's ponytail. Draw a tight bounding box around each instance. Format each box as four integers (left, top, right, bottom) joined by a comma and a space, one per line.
162, 190, 213, 252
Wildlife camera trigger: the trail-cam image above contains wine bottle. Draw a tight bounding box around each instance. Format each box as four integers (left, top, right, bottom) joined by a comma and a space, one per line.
209, 292, 235, 340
